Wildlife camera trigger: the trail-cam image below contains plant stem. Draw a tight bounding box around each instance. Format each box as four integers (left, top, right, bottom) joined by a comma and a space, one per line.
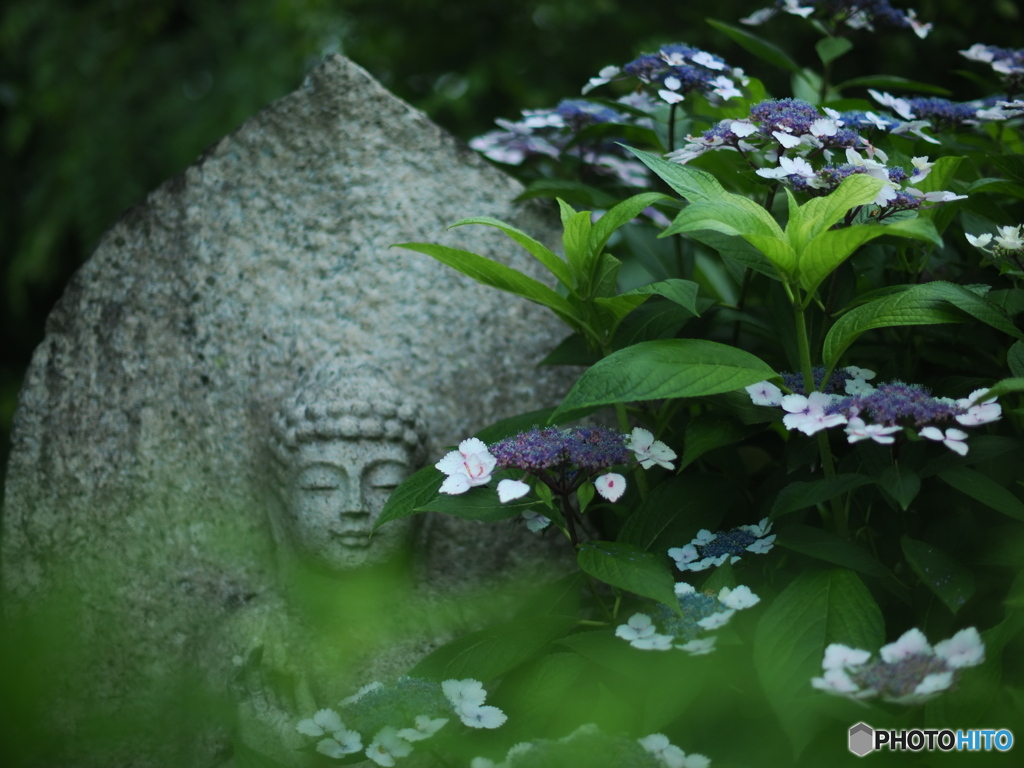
793, 296, 847, 536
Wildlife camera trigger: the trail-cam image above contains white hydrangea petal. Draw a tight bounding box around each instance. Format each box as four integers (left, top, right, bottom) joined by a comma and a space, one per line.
497, 478, 531, 502
880, 628, 933, 663
822, 643, 872, 670
595, 473, 626, 502
296, 718, 324, 737
676, 636, 717, 655
460, 705, 507, 729
718, 585, 760, 610
313, 709, 344, 734
934, 627, 985, 668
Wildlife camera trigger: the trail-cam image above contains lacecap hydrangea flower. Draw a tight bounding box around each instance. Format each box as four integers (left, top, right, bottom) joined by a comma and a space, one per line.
582, 42, 746, 107
669, 519, 775, 572
743, 367, 1001, 454
616, 582, 760, 654
296, 676, 505, 765
811, 627, 985, 704
741, 0, 931, 39
436, 426, 676, 509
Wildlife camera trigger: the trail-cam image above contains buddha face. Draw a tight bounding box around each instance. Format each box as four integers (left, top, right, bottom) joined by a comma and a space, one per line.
284, 438, 417, 571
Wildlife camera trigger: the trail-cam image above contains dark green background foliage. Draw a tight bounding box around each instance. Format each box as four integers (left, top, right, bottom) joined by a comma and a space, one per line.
1, 0, 1023, 473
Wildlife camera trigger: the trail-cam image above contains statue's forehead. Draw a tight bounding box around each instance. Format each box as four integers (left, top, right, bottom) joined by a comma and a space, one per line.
293, 439, 410, 470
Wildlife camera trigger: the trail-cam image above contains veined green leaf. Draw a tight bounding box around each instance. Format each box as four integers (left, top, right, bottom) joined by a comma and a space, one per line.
552, 339, 777, 417
396, 242, 582, 330
705, 18, 801, 74
415, 485, 533, 522
786, 174, 886, 252
621, 279, 701, 315
1009, 341, 1024, 378
450, 216, 574, 290
624, 146, 727, 202
823, 281, 1023, 367
799, 217, 941, 296
590, 192, 672, 255
577, 540, 680, 611
594, 294, 649, 324
665, 195, 796, 277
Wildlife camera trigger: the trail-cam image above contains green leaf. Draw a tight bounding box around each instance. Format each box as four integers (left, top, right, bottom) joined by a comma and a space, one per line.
409, 615, 575, 681
624, 146, 727, 202
590, 192, 673, 255
560, 202, 595, 287
705, 18, 801, 74
786, 174, 886, 253
981, 376, 1024, 400
450, 216, 574, 289
665, 195, 796, 278
901, 536, 975, 614
833, 75, 952, 95
878, 464, 920, 511
815, 36, 853, 65
515, 179, 620, 208
775, 524, 891, 580
552, 339, 777, 418
799, 217, 941, 296
1010, 341, 1024, 378
617, 474, 735, 552
414, 485, 532, 522
679, 412, 758, 469
754, 570, 884, 758
539, 334, 601, 367
576, 540, 679, 610
771, 474, 873, 519
823, 281, 1024, 368
396, 242, 581, 329
939, 466, 1024, 522
373, 465, 443, 531
622, 279, 701, 315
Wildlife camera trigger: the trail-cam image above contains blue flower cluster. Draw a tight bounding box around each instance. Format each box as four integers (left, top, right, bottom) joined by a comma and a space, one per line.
781, 366, 855, 395
468, 97, 652, 186
742, 0, 931, 38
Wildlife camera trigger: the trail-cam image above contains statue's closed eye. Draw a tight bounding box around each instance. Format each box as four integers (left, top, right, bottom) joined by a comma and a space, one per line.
363, 461, 407, 490
295, 466, 347, 492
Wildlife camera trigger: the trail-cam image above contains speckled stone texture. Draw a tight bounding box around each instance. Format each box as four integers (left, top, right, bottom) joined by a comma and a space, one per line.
2, 54, 573, 767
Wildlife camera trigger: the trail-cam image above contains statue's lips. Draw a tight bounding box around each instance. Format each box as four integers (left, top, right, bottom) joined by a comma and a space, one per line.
330, 531, 372, 547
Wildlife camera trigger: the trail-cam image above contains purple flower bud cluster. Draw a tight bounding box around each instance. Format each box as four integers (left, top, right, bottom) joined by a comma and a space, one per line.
781, 366, 854, 395
490, 426, 631, 473
826, 382, 963, 427
750, 98, 820, 134
652, 589, 731, 642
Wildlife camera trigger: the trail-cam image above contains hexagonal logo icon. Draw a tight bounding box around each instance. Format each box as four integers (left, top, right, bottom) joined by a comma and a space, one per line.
849, 722, 875, 757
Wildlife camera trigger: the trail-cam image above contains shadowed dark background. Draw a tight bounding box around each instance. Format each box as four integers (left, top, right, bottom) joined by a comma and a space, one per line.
2, 0, 1022, 478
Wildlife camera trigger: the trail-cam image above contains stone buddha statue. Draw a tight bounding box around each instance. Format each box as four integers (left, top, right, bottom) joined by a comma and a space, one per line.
214, 358, 433, 767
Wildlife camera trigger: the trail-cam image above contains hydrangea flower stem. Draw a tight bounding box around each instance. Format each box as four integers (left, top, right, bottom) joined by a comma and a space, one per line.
795, 298, 847, 536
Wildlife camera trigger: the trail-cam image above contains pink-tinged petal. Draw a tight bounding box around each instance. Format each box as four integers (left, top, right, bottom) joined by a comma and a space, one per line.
496, 479, 530, 503
595, 473, 626, 502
